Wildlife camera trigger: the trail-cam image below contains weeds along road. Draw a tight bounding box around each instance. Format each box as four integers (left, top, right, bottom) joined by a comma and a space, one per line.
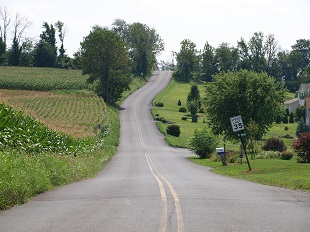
1, 70, 310, 232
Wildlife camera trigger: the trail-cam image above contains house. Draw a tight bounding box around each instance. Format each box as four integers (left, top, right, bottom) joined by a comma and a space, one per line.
305, 97, 310, 125
284, 98, 299, 113
284, 83, 310, 112
297, 83, 310, 106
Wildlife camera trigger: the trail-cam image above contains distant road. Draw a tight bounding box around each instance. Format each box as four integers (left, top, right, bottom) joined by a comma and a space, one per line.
1, 70, 310, 232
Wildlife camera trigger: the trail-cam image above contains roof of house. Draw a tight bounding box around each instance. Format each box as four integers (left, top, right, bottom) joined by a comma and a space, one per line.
305, 97, 310, 109
299, 83, 310, 92
284, 98, 298, 105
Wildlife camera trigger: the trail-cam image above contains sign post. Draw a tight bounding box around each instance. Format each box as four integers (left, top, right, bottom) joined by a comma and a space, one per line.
230, 115, 251, 171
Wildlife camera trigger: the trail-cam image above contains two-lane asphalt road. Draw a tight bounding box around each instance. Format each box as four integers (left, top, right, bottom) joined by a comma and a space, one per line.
1, 71, 310, 232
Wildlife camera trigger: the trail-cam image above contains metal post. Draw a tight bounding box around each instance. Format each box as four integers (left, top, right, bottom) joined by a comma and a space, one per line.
240, 136, 251, 171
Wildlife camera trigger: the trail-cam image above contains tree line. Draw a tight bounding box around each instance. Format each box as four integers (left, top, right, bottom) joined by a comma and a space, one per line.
80, 20, 164, 104
170, 32, 310, 92
0, 6, 74, 68
0, 7, 164, 78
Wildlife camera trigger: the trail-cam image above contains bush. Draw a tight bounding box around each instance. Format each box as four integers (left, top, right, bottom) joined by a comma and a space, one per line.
166, 125, 180, 137
181, 116, 188, 120
155, 102, 164, 107
186, 99, 199, 116
284, 126, 289, 131
179, 107, 187, 112
256, 151, 280, 159
188, 128, 218, 159
283, 115, 288, 124
275, 115, 282, 124
279, 150, 294, 160
293, 132, 310, 163
177, 100, 181, 106
262, 137, 286, 152
289, 112, 294, 123
296, 118, 310, 136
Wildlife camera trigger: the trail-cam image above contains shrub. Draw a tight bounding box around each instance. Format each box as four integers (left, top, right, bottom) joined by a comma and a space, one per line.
283, 115, 288, 124
279, 150, 294, 160
166, 125, 180, 137
188, 128, 218, 159
293, 132, 310, 163
284, 126, 288, 131
289, 112, 294, 123
177, 100, 181, 106
181, 116, 188, 120
186, 99, 199, 116
262, 137, 286, 152
296, 118, 310, 136
155, 102, 164, 107
179, 107, 187, 112
161, 118, 167, 123
256, 151, 280, 159
155, 116, 162, 121
275, 115, 282, 124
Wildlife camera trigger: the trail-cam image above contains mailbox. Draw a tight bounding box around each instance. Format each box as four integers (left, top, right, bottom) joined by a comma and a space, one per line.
216, 148, 225, 155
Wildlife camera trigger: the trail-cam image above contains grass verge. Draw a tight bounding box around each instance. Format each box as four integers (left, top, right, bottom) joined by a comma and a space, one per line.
189, 156, 310, 192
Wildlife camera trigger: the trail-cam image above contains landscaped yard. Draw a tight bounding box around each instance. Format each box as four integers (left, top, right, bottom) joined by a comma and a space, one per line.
152, 79, 310, 192
152, 80, 297, 151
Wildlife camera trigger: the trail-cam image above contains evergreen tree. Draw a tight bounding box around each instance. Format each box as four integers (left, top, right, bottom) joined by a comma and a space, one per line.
8, 36, 21, 66
0, 37, 6, 64
33, 22, 57, 67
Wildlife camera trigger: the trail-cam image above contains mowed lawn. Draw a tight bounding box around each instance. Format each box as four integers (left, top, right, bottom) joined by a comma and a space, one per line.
152, 79, 310, 192
152, 80, 297, 150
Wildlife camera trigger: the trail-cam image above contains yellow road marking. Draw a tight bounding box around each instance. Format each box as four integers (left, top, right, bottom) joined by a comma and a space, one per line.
133, 94, 184, 232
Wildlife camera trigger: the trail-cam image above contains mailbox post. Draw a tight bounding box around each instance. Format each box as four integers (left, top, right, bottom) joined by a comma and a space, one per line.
216, 147, 227, 166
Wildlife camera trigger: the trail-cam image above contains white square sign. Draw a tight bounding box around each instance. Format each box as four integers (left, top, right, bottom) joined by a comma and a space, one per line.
230, 115, 245, 132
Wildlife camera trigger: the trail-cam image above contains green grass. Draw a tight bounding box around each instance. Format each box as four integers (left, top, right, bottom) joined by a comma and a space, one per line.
189, 156, 310, 192
152, 80, 208, 147
284, 91, 296, 101
153, 78, 309, 192
0, 66, 147, 211
152, 80, 297, 150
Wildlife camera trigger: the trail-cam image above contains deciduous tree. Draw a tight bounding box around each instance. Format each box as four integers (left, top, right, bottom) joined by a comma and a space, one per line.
201, 41, 216, 82
173, 39, 199, 82
204, 70, 285, 141
80, 26, 131, 104
112, 19, 164, 77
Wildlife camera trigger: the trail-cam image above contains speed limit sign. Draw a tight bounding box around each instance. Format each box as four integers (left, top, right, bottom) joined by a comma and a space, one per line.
230, 115, 244, 132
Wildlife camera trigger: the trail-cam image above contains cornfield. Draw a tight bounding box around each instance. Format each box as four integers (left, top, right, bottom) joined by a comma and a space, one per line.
0, 66, 91, 91
5, 91, 108, 138
0, 102, 107, 155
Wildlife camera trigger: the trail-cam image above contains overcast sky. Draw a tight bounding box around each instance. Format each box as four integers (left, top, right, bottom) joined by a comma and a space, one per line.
2, 0, 310, 61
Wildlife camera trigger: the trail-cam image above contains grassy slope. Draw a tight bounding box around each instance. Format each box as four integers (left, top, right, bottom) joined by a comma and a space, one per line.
152, 80, 297, 150
152, 80, 209, 147
151, 79, 310, 192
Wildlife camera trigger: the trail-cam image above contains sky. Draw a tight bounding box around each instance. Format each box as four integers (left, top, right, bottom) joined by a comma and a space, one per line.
1, 0, 310, 62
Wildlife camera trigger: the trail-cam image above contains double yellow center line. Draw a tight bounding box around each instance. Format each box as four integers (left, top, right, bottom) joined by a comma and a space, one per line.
133, 99, 184, 232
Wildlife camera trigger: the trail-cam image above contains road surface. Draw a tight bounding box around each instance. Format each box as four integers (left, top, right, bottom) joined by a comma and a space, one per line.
1, 71, 310, 232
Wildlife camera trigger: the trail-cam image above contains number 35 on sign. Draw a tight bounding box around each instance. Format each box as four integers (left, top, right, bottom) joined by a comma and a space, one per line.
230, 115, 245, 132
